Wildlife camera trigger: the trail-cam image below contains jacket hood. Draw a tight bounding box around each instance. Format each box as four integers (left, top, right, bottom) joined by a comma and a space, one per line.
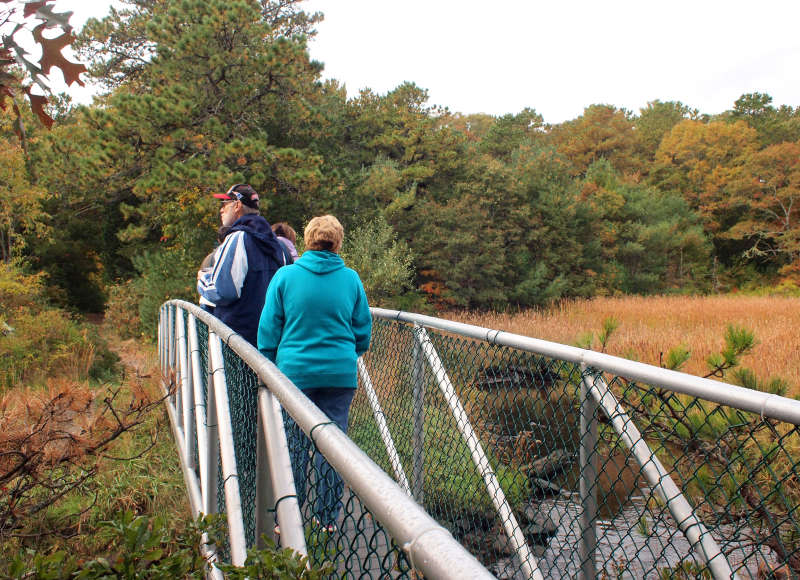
295, 250, 345, 274
228, 214, 284, 262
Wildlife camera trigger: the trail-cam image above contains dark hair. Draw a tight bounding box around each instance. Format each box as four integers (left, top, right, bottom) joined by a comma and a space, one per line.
271, 222, 297, 244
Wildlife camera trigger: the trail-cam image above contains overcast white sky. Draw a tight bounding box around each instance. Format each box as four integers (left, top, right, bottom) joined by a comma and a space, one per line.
51, 0, 800, 123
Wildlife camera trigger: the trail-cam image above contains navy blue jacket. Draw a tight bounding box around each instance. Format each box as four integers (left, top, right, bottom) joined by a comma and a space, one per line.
197, 214, 285, 345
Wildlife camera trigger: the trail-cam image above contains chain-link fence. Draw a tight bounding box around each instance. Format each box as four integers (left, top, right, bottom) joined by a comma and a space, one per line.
356, 310, 800, 579
160, 301, 491, 579
161, 300, 800, 579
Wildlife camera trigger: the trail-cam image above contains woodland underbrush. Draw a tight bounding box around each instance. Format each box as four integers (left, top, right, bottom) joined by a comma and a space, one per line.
0, 263, 319, 578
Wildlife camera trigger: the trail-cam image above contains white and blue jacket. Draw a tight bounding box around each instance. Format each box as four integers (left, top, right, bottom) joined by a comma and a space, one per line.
197, 214, 286, 345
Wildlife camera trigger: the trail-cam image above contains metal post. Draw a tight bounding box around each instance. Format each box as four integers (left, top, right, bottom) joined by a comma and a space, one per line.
205, 352, 220, 515
188, 314, 209, 507
415, 326, 543, 580
411, 327, 426, 503
586, 373, 736, 579
176, 308, 195, 469
168, 304, 175, 375
257, 385, 307, 557
208, 331, 247, 566
358, 358, 411, 495
255, 394, 274, 548
160, 305, 165, 377
578, 364, 598, 580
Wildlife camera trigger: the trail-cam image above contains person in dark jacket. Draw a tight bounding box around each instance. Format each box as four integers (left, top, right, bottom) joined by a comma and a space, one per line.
258, 215, 371, 532
197, 183, 286, 346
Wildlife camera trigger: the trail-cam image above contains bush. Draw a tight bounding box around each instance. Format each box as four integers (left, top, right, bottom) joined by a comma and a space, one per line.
105, 279, 146, 340
5, 512, 330, 579
0, 263, 118, 389
131, 248, 199, 340
340, 214, 418, 308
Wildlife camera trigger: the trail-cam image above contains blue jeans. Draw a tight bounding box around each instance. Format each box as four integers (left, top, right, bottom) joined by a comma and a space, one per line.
285, 388, 355, 527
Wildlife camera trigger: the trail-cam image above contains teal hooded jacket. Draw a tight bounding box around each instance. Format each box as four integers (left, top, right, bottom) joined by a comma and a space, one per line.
257, 250, 371, 389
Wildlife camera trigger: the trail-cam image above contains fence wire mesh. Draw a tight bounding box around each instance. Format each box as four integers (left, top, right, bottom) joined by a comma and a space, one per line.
352, 317, 800, 579
176, 307, 416, 578
169, 304, 800, 579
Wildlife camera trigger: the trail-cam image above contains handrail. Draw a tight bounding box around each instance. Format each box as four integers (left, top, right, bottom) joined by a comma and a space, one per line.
161, 300, 494, 579
370, 307, 800, 426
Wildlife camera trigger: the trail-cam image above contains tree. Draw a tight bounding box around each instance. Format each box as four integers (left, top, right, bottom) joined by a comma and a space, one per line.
726, 141, 800, 280
636, 100, 698, 162
581, 159, 710, 293
0, 108, 48, 263
68, 0, 327, 256
652, 119, 759, 235
728, 92, 800, 146
479, 107, 544, 160
546, 104, 644, 177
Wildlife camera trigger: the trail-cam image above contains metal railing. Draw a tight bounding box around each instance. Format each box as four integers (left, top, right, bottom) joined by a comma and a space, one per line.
358, 308, 800, 579
158, 300, 493, 579
160, 300, 800, 579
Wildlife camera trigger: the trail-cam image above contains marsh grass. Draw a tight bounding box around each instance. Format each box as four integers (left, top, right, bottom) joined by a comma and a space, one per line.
450, 295, 800, 395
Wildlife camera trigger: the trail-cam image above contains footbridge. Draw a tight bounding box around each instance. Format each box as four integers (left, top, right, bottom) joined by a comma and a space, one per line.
160, 299, 800, 579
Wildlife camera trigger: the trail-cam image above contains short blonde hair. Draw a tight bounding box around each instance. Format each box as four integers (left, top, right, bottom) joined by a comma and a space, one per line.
305, 215, 344, 253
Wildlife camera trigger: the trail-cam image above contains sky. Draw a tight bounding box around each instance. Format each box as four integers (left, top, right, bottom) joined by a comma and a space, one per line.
43, 0, 800, 124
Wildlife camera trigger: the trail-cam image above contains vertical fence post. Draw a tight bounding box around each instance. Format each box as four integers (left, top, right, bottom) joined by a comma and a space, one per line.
257, 385, 307, 557
411, 325, 425, 503
255, 388, 275, 548
158, 304, 166, 377
208, 331, 247, 564
168, 304, 175, 384
176, 308, 195, 469
578, 364, 598, 580
205, 350, 220, 516
188, 314, 210, 507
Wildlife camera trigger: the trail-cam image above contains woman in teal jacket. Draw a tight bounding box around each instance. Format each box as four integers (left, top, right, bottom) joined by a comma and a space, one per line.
257, 215, 371, 531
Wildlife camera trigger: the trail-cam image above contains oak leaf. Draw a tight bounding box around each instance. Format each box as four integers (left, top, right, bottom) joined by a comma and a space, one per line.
32, 24, 86, 86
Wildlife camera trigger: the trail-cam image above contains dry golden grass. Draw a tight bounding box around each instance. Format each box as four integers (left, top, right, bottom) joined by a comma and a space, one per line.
447, 295, 800, 395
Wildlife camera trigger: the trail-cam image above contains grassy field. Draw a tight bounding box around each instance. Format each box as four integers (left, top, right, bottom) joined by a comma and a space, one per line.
448, 295, 800, 396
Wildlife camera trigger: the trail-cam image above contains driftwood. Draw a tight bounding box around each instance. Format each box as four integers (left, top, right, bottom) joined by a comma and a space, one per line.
522, 448, 573, 499
473, 363, 560, 391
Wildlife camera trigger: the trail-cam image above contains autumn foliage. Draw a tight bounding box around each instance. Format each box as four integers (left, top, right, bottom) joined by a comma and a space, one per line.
0, 0, 86, 128
1, 0, 799, 315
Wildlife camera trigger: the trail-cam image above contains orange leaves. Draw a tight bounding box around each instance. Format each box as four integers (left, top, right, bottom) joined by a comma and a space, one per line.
26, 91, 52, 128
1, 2, 86, 129
32, 24, 87, 87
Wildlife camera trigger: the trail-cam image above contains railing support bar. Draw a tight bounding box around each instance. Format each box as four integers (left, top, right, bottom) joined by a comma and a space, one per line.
188, 314, 210, 508
205, 352, 220, 516
358, 358, 412, 495
176, 308, 195, 469
208, 331, 247, 566
414, 325, 542, 580
586, 372, 737, 580
578, 364, 598, 580
411, 333, 426, 503
257, 385, 307, 557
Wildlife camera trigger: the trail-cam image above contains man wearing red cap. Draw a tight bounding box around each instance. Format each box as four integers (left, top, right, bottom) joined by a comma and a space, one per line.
197, 183, 289, 345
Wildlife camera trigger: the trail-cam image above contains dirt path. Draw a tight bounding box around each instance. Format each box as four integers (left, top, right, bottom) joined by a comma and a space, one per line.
90, 314, 161, 396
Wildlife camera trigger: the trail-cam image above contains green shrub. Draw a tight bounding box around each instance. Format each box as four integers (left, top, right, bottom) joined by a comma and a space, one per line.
131, 248, 198, 340
0, 264, 118, 389
5, 512, 329, 579
340, 214, 418, 308
105, 280, 146, 340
